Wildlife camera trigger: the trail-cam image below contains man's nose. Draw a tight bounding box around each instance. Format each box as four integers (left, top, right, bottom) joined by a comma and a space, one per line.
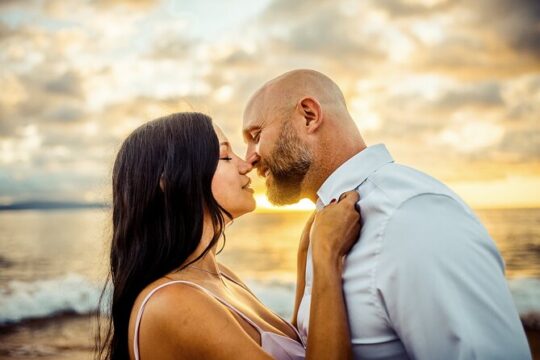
245, 143, 260, 167
238, 158, 253, 175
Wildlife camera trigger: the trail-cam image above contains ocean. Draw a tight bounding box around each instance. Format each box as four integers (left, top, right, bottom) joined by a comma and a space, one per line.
0, 208, 539, 359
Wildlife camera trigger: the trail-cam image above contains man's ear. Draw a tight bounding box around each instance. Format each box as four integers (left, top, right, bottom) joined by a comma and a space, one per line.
297, 97, 322, 134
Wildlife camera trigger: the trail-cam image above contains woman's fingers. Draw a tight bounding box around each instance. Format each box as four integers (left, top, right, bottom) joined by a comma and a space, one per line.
338, 190, 359, 204
310, 190, 363, 261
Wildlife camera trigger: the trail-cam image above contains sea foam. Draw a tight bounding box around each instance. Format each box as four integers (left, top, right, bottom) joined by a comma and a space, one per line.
508, 277, 540, 329
1, 273, 539, 328
0, 273, 103, 325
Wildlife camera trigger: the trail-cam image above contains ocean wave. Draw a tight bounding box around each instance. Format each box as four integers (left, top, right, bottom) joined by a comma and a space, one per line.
508, 277, 540, 329
0, 273, 104, 325
0, 255, 13, 268
1, 273, 539, 328
508, 278, 540, 314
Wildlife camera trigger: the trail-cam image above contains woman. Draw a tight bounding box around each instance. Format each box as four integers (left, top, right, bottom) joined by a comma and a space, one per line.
96, 112, 361, 360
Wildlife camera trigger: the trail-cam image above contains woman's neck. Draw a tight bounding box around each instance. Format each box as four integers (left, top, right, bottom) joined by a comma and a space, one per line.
181, 218, 222, 275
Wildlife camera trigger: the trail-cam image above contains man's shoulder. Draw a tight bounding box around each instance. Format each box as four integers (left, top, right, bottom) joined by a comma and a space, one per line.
366, 162, 468, 212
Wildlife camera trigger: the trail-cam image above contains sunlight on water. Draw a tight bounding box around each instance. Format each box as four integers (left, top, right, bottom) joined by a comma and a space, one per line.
0, 208, 539, 358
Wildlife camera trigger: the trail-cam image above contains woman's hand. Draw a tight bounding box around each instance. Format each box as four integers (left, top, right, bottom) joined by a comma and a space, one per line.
305, 190, 360, 360
310, 190, 361, 267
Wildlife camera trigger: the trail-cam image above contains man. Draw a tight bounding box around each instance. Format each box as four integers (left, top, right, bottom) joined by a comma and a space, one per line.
242, 69, 531, 359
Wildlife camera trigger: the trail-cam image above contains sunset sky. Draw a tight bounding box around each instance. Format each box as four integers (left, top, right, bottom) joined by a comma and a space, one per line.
0, 0, 539, 209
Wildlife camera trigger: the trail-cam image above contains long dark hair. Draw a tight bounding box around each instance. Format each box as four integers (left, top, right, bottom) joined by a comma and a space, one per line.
96, 112, 231, 360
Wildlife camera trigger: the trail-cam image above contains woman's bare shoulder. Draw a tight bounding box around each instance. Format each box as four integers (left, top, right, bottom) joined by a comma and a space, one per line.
130, 279, 219, 340
133, 279, 273, 360
141, 280, 224, 326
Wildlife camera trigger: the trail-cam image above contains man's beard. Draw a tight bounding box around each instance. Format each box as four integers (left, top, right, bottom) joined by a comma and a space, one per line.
262, 121, 313, 206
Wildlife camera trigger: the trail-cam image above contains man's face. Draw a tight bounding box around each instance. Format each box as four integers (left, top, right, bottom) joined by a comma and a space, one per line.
244, 109, 313, 205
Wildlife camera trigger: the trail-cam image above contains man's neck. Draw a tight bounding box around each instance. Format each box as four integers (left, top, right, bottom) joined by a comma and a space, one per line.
304, 142, 366, 202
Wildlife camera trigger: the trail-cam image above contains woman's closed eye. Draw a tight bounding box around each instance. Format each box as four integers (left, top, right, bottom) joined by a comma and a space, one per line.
219, 156, 233, 161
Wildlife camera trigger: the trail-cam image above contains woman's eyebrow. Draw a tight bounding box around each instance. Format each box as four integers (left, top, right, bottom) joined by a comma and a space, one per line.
219, 141, 230, 148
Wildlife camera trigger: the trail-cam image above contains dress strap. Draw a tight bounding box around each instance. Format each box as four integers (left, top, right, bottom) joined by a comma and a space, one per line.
133, 280, 264, 360
220, 272, 259, 297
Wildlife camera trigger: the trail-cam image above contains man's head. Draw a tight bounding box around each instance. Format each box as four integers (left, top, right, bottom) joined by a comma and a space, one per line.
242, 69, 364, 205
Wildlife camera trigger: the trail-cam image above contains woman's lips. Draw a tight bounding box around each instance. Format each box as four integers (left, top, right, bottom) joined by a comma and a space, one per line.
242, 179, 254, 193
242, 178, 252, 189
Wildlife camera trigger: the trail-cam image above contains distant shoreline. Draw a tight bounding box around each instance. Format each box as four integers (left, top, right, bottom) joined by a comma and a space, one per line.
0, 202, 109, 211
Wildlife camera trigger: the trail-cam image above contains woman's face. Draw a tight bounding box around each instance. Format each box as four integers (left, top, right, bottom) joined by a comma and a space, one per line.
211, 124, 256, 218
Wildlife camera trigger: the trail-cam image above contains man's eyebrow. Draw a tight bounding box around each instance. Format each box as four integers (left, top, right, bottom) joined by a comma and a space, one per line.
243, 125, 260, 135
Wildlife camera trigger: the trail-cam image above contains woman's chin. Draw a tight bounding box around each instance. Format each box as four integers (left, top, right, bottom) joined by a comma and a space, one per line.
240, 201, 257, 217
227, 199, 256, 219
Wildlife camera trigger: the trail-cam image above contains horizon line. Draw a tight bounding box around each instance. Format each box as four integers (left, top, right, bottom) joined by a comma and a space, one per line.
0, 200, 539, 212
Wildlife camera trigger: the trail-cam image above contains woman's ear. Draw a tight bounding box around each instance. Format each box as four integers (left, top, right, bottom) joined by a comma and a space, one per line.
297, 97, 323, 134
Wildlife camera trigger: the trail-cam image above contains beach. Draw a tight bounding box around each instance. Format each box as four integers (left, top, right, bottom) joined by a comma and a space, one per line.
0, 314, 538, 359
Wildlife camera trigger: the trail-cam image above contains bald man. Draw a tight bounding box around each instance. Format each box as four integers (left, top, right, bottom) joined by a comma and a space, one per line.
242, 70, 531, 360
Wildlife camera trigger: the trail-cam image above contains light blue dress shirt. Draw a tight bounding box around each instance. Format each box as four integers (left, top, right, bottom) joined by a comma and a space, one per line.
296, 144, 531, 359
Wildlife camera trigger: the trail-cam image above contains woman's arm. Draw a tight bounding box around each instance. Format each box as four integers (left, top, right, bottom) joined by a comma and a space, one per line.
291, 211, 316, 326
305, 191, 361, 360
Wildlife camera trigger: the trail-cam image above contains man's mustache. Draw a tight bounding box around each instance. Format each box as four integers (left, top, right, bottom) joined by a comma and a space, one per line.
255, 160, 271, 178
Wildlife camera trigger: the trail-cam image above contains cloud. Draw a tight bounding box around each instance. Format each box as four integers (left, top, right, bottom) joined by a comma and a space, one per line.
44, 71, 83, 96
148, 35, 194, 60
259, 0, 335, 22
3, 70, 85, 131
92, 0, 160, 9
476, 0, 540, 58
372, 0, 540, 59
0, 0, 539, 203
496, 129, 540, 161
262, 2, 385, 65
435, 83, 504, 110
0, 94, 207, 204
0, 21, 16, 40
370, 0, 457, 18
0, 69, 86, 141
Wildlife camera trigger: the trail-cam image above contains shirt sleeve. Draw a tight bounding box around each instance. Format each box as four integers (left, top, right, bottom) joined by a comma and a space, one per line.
375, 193, 531, 360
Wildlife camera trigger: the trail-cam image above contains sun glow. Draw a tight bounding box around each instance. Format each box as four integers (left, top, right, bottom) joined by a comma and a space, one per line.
255, 194, 315, 213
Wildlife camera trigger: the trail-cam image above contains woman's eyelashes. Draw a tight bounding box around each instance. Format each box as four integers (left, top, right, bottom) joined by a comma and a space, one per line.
219, 156, 233, 161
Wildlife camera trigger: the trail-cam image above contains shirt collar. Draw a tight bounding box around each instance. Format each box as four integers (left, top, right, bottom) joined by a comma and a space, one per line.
316, 144, 394, 206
